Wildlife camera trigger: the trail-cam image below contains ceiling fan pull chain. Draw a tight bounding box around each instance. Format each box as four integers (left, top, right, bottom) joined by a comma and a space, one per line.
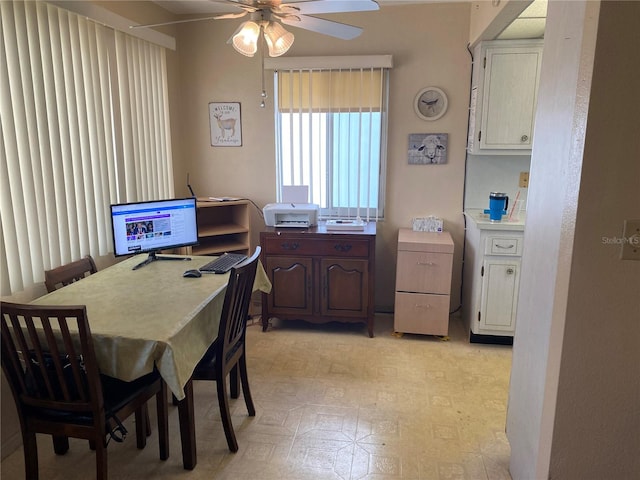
260, 25, 267, 108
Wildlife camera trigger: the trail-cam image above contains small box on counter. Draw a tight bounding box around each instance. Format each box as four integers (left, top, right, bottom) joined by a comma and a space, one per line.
412, 216, 443, 232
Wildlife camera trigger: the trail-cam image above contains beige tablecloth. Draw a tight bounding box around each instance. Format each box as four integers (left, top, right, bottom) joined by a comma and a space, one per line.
31, 254, 271, 400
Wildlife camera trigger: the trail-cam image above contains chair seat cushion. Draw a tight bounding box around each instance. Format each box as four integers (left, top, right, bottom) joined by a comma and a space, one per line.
27, 371, 160, 425
101, 371, 160, 413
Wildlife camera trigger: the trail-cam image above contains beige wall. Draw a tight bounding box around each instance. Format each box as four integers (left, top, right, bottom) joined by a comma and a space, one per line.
172, 3, 472, 311
507, 0, 640, 478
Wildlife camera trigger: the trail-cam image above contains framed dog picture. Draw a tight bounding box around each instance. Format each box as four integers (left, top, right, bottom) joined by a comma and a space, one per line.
408, 133, 448, 164
209, 102, 242, 147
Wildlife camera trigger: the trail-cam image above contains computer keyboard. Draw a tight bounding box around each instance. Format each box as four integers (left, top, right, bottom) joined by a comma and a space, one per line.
199, 253, 247, 274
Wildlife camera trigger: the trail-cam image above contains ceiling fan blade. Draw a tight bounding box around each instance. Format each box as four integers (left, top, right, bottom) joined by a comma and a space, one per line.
280, 15, 363, 40
130, 1, 257, 29
214, 11, 250, 20
207, 0, 260, 12
279, 0, 379, 15
130, 16, 226, 29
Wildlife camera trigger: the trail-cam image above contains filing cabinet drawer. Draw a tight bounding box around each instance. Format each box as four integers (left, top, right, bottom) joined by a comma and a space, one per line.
394, 292, 450, 336
484, 235, 523, 256
395, 251, 453, 295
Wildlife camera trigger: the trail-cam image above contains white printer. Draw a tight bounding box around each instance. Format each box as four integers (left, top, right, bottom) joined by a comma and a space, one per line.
263, 203, 319, 228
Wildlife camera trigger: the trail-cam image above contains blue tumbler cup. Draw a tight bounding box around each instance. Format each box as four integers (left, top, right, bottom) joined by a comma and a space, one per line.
484, 192, 509, 221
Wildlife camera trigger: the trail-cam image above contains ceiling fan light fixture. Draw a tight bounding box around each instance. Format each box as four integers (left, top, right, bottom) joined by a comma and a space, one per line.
230, 20, 261, 57
264, 21, 294, 57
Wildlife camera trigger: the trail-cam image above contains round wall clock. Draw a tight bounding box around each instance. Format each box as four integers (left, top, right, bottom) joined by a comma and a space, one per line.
414, 86, 448, 121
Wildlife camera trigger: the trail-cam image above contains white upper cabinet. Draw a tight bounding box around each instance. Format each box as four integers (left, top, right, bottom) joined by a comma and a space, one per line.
467, 39, 544, 155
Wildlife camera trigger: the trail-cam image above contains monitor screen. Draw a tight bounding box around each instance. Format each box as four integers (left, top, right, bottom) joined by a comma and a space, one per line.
110, 198, 198, 257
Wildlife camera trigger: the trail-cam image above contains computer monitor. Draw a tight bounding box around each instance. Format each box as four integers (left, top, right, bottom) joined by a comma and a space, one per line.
110, 197, 198, 270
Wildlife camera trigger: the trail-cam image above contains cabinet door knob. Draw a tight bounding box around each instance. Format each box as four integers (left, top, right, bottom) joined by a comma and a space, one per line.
417, 261, 435, 266
521, 134, 529, 142
334, 244, 352, 253
281, 242, 299, 250
415, 304, 431, 309
495, 244, 515, 250
506, 268, 515, 275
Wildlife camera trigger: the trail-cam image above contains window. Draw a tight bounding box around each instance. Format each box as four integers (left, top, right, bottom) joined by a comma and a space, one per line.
271, 56, 391, 220
0, 1, 174, 295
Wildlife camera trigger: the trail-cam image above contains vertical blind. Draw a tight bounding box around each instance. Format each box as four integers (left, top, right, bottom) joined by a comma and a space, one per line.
0, 1, 174, 295
270, 56, 391, 221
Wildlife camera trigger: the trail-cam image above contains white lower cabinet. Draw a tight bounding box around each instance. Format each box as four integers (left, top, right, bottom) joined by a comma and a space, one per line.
462, 216, 524, 342
479, 257, 520, 332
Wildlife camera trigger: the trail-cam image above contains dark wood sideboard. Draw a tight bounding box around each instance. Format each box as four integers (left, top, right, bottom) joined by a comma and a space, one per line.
260, 222, 376, 337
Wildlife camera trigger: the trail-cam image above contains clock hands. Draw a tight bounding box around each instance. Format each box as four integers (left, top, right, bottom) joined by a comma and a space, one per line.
421, 98, 440, 113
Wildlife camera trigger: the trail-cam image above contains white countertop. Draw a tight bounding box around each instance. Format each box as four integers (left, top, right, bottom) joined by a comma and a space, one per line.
464, 209, 525, 231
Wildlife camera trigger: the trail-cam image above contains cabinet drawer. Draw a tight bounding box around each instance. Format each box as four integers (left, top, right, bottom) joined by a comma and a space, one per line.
484, 235, 523, 256
394, 292, 450, 336
263, 236, 369, 257
395, 251, 453, 295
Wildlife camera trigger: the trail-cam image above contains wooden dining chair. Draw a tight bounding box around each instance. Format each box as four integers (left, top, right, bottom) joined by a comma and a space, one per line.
44, 255, 98, 293
44, 254, 153, 445
191, 247, 261, 452
0, 301, 169, 480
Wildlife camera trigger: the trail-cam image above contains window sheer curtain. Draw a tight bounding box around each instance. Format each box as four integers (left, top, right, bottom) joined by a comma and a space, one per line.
0, 2, 174, 296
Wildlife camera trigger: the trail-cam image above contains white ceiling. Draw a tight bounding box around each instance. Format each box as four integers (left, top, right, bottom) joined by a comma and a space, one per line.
151, 0, 547, 40
152, 1, 440, 15
496, 0, 546, 40
152, 0, 242, 15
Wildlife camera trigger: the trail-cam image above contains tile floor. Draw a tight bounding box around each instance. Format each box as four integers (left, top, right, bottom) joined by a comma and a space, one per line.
1, 314, 513, 480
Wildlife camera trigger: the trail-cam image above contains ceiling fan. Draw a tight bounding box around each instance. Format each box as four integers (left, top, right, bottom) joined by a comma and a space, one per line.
132, 0, 380, 57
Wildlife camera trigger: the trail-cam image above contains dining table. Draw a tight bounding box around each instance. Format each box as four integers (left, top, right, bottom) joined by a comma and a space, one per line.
30, 253, 272, 470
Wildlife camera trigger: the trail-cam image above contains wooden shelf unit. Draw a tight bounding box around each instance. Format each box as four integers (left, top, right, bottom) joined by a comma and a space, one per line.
191, 200, 250, 256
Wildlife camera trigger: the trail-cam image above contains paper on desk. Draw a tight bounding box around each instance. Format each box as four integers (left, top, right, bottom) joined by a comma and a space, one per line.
282, 185, 309, 203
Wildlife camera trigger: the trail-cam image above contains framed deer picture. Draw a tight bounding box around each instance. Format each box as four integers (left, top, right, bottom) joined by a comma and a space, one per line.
209, 102, 242, 146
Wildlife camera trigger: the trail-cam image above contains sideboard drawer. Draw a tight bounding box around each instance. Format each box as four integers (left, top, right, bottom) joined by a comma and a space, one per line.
263, 236, 370, 257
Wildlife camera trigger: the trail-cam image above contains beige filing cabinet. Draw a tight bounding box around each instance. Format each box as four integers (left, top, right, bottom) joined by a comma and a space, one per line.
394, 229, 454, 336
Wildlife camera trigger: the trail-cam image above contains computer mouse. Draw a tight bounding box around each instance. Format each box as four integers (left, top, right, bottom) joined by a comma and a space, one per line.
183, 269, 202, 278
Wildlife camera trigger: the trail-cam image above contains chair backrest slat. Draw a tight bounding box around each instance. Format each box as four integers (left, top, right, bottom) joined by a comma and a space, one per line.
1, 316, 31, 397
59, 319, 90, 402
